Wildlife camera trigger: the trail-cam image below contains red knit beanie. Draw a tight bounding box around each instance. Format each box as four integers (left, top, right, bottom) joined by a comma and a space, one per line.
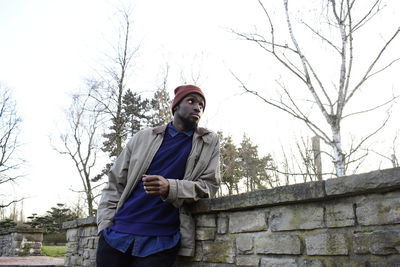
171, 85, 206, 114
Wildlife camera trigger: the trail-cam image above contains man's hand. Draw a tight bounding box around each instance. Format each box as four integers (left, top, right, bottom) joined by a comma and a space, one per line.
142, 175, 170, 197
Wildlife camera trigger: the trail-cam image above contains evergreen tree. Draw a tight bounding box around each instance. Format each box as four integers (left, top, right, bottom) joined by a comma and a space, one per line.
26, 204, 77, 233
122, 89, 151, 136
102, 89, 150, 158
238, 134, 259, 192
238, 134, 275, 192
96, 89, 150, 182
218, 132, 241, 195
148, 87, 173, 127
0, 219, 17, 229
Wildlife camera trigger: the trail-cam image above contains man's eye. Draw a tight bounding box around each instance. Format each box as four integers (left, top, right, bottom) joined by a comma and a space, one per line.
188, 99, 193, 104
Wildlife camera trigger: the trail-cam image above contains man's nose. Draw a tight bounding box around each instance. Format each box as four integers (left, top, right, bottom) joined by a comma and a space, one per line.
193, 103, 202, 112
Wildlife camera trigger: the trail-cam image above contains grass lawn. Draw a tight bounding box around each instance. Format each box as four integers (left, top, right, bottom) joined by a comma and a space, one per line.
41, 246, 67, 257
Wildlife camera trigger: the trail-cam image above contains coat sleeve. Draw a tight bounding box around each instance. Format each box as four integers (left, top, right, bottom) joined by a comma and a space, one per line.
96, 137, 134, 233
163, 135, 221, 208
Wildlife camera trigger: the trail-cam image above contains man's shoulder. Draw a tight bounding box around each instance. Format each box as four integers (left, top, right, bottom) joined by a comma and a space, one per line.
137, 125, 167, 136
196, 127, 219, 144
198, 127, 217, 136
126, 126, 164, 145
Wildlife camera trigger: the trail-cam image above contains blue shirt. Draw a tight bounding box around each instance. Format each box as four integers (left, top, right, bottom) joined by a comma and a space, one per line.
104, 123, 194, 257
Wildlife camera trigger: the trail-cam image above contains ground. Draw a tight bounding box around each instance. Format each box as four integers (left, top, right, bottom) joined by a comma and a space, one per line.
0, 256, 64, 266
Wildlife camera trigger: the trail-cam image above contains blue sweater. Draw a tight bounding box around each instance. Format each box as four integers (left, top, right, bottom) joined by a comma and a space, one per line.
104, 123, 193, 256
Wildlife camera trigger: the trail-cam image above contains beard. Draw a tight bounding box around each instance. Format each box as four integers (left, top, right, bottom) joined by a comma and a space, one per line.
178, 113, 198, 130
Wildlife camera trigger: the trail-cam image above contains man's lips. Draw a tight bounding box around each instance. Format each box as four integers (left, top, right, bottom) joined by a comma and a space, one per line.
191, 114, 200, 119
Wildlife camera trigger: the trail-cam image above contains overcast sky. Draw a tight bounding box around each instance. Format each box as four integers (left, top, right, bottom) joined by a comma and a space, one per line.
1, 0, 399, 218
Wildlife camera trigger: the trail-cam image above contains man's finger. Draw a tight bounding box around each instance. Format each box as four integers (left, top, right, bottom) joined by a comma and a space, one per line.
144, 185, 158, 191
145, 188, 162, 195
143, 180, 161, 186
142, 175, 160, 182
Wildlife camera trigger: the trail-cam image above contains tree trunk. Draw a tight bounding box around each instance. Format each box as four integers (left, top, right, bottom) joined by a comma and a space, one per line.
312, 136, 322, 181
86, 191, 94, 216
331, 126, 345, 177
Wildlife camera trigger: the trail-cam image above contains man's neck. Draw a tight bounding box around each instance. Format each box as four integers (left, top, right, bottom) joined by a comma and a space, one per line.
172, 120, 195, 132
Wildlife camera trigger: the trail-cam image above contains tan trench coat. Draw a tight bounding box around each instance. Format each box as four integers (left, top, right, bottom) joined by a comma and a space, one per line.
96, 124, 221, 256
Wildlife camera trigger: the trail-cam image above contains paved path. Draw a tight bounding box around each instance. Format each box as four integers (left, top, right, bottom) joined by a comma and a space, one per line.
0, 256, 64, 266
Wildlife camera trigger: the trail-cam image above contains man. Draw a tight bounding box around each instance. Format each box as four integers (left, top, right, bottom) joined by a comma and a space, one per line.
96, 85, 221, 267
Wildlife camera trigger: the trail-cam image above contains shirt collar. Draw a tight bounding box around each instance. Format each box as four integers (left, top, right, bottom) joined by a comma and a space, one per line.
167, 122, 194, 137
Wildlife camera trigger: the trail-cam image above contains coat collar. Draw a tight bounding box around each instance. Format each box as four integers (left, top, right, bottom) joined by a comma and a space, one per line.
152, 124, 212, 142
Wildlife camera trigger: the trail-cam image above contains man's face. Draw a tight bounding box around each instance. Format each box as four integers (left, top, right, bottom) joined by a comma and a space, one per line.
174, 93, 205, 129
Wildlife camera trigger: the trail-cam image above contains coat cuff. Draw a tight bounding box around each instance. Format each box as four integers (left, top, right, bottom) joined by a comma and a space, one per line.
164, 178, 178, 202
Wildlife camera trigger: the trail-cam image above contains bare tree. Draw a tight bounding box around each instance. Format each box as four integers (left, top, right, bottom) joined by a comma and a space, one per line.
232, 0, 400, 177
369, 130, 400, 168
0, 85, 24, 209
91, 8, 139, 158
52, 82, 106, 216
179, 53, 208, 86
270, 136, 334, 184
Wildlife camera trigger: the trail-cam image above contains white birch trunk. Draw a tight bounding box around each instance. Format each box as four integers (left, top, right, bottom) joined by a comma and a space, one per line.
331, 126, 345, 177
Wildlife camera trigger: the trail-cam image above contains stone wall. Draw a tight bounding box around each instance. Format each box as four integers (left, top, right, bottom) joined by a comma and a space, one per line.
63, 167, 400, 266
0, 228, 44, 256
62, 217, 98, 267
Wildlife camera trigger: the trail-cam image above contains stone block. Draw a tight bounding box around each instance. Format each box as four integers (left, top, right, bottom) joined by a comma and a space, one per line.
193, 241, 203, 262
12, 233, 23, 241
254, 232, 301, 255
353, 230, 400, 255
83, 226, 98, 237
78, 228, 85, 237
305, 231, 348, 255
78, 247, 84, 256
202, 240, 235, 263
196, 214, 217, 227
325, 202, 355, 228
196, 228, 216, 241
270, 205, 324, 231
325, 168, 400, 196
356, 192, 400, 226
66, 229, 78, 242
64, 255, 71, 266
260, 257, 297, 267
229, 210, 267, 233
300, 259, 324, 267
83, 249, 90, 259
70, 255, 81, 266
89, 248, 97, 260
12, 240, 21, 248
82, 259, 96, 267
236, 234, 253, 255
178, 261, 234, 267
76, 216, 97, 227
236, 256, 260, 266
322, 259, 365, 267
94, 236, 99, 248
87, 238, 94, 249
79, 237, 89, 247
367, 261, 400, 267
63, 219, 78, 229
218, 215, 228, 234
67, 242, 79, 253
192, 180, 325, 213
